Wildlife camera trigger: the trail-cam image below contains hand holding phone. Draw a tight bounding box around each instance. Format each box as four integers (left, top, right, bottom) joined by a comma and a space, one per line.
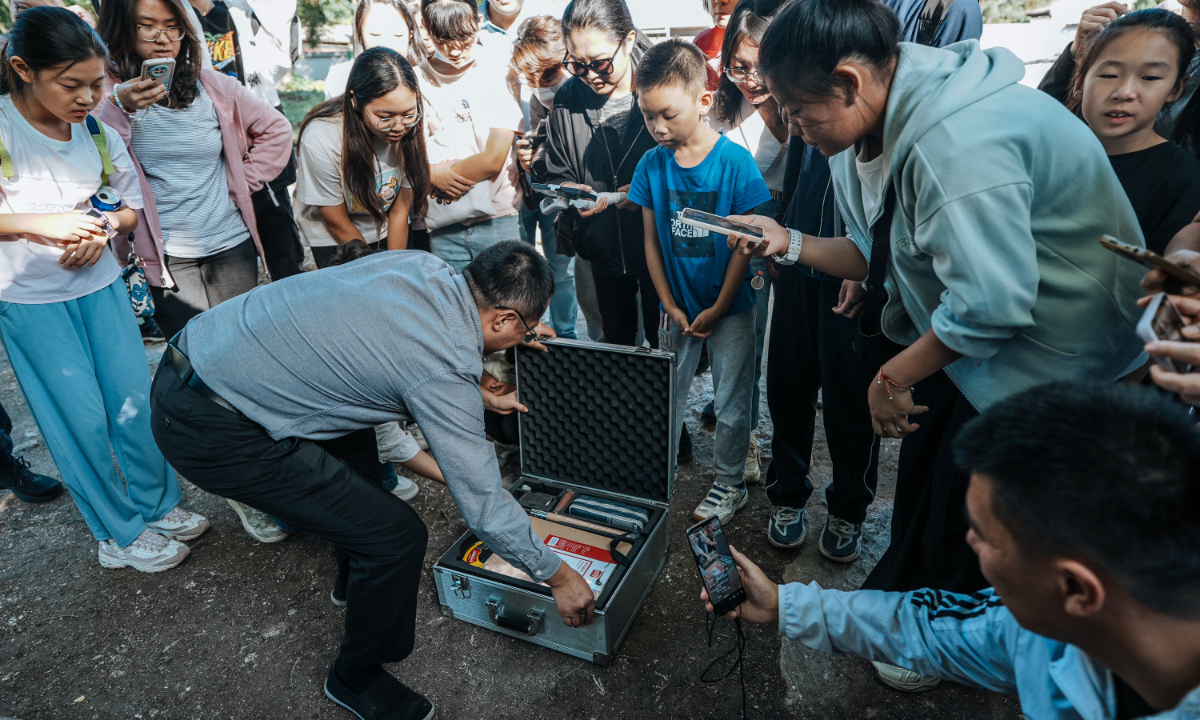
1139, 292, 1195, 373
1101, 235, 1200, 290
687, 516, 747, 617
140, 57, 176, 92
677, 208, 765, 242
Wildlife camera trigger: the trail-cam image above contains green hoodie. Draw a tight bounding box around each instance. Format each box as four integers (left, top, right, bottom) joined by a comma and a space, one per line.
831, 41, 1146, 411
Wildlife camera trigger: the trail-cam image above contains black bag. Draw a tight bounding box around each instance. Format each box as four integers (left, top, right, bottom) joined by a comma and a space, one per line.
852, 186, 907, 367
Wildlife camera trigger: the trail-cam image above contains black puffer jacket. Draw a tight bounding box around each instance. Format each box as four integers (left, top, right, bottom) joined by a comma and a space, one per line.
542, 33, 659, 277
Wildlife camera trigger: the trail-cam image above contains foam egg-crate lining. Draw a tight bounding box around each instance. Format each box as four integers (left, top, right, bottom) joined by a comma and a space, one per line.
516, 342, 672, 503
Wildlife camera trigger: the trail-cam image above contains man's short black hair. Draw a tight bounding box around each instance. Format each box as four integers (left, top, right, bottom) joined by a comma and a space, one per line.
633, 37, 707, 98
956, 381, 1200, 618
463, 240, 554, 324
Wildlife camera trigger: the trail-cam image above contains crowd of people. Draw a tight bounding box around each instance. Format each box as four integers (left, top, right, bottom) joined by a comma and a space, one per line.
2, 0, 1200, 717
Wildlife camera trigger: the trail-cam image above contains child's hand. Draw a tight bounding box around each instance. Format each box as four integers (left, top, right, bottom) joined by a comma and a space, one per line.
686, 307, 721, 338
664, 305, 691, 335
29, 212, 105, 243
58, 236, 109, 267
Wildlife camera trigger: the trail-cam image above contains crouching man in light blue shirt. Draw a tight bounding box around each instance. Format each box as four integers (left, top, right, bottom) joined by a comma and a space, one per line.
705, 381, 1200, 720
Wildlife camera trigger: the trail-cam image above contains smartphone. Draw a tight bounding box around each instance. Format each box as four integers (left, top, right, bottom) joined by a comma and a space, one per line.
140, 57, 176, 92
1137, 292, 1194, 373
1100, 235, 1200, 289
686, 516, 746, 617
81, 207, 117, 240
531, 182, 597, 201
677, 208, 765, 242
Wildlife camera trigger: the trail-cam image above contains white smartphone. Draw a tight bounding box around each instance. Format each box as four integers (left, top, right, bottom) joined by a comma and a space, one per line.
677, 207, 765, 243
1137, 292, 1193, 373
140, 57, 176, 92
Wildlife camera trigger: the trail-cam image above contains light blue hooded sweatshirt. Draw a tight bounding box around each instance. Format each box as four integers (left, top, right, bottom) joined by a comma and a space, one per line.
830, 41, 1147, 410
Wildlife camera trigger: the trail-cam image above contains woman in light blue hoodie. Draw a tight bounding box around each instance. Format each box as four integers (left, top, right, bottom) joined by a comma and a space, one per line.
727, 0, 1147, 689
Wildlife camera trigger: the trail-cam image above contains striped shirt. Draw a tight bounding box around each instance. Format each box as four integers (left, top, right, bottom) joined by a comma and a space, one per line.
130, 82, 250, 259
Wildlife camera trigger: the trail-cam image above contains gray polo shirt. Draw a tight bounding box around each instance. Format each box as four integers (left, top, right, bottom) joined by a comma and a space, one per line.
179, 251, 561, 582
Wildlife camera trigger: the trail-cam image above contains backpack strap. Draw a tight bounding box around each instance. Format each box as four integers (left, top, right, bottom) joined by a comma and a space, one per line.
0, 133, 13, 179
84, 115, 115, 186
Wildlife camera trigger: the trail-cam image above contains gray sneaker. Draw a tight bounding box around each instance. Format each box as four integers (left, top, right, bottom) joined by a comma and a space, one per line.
819, 513, 863, 563
146, 506, 210, 542
227, 499, 289, 544
98, 530, 189, 573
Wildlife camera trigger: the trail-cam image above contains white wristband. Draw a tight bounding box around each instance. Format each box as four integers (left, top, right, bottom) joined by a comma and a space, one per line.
774, 228, 803, 265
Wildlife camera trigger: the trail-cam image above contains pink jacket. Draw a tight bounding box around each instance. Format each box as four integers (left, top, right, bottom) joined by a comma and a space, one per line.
95, 69, 292, 287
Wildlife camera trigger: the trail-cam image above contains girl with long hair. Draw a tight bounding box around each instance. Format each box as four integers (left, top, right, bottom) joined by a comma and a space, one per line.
296, 46, 430, 268
95, 0, 292, 340
0, 6, 206, 572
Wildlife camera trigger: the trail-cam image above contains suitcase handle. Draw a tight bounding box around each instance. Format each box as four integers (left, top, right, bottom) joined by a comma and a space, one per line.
486, 596, 545, 636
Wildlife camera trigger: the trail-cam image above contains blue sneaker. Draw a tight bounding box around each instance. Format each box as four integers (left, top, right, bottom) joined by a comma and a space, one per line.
768, 506, 806, 549
0, 455, 63, 503
819, 513, 863, 563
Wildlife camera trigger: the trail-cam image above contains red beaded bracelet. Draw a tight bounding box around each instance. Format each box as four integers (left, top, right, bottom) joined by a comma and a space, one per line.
876, 369, 913, 400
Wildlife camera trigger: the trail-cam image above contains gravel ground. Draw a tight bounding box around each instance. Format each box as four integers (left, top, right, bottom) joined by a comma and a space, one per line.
0, 329, 1022, 720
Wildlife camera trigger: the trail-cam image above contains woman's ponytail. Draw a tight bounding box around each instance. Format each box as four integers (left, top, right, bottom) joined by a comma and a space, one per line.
2, 6, 109, 96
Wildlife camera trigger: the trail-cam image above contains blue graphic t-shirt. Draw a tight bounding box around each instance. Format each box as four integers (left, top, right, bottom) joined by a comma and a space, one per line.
629, 135, 771, 321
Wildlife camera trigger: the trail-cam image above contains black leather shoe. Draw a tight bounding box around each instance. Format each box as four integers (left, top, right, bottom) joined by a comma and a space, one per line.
677, 424, 693, 465
325, 665, 434, 720
0, 455, 63, 503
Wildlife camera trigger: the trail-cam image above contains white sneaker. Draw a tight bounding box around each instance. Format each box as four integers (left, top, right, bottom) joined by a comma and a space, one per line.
98, 530, 189, 572
744, 435, 761, 484
692, 482, 749, 524
227, 499, 289, 544
871, 662, 942, 692
392, 474, 419, 502
409, 423, 430, 451
146, 506, 210, 541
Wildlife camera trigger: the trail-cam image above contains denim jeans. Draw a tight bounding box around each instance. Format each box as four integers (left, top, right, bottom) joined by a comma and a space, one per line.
659, 306, 756, 487
430, 215, 522, 274
519, 206, 578, 338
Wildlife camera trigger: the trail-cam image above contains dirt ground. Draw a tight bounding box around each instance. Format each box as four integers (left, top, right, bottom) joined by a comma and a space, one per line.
0, 331, 1023, 720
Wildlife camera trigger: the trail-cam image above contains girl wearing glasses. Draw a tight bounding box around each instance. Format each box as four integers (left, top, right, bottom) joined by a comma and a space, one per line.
95, 0, 292, 339
295, 47, 430, 268
542, 0, 661, 350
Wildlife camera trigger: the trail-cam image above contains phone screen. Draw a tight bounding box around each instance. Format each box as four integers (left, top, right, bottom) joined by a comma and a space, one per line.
678, 208, 765, 239
687, 517, 743, 609
1152, 296, 1188, 343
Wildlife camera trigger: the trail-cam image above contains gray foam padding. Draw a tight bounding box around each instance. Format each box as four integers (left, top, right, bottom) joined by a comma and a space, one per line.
516, 342, 672, 503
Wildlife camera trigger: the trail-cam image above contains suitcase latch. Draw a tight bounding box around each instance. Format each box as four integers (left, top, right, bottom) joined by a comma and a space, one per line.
486, 596, 544, 637
451, 573, 471, 599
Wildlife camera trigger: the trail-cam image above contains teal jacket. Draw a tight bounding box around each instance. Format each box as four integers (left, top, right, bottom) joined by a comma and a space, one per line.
831, 41, 1146, 410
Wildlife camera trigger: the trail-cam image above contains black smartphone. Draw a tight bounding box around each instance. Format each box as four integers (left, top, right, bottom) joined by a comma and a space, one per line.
686, 516, 746, 617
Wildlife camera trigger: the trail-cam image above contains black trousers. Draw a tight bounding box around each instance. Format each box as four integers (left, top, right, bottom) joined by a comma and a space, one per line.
862, 370, 986, 594
310, 239, 386, 270
592, 267, 659, 348
765, 267, 880, 524
251, 140, 305, 281
149, 357, 427, 668
149, 239, 259, 339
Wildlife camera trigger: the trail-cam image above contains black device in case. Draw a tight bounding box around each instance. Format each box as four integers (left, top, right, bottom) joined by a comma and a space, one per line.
433, 339, 676, 665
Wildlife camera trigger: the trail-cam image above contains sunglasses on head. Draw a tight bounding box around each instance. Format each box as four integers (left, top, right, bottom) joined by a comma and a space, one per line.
561, 37, 626, 78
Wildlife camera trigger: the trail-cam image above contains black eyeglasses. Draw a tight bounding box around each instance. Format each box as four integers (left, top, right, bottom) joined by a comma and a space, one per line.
562, 37, 626, 78
496, 304, 541, 344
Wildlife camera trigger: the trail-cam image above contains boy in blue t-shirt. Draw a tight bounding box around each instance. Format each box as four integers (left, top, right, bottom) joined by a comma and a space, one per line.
628, 39, 771, 525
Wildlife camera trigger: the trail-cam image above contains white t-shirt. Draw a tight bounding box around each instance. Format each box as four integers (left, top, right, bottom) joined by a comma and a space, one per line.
419, 49, 523, 219
711, 96, 788, 193
855, 144, 886, 222
324, 60, 352, 101
0, 97, 144, 304
294, 115, 409, 247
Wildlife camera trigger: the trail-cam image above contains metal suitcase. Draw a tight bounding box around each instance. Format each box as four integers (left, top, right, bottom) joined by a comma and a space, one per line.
433, 338, 676, 666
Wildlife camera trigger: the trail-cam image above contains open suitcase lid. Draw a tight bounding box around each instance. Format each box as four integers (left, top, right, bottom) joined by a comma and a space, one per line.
515, 339, 676, 507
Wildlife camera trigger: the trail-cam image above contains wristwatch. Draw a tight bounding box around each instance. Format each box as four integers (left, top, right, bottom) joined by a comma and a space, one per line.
773, 228, 803, 265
